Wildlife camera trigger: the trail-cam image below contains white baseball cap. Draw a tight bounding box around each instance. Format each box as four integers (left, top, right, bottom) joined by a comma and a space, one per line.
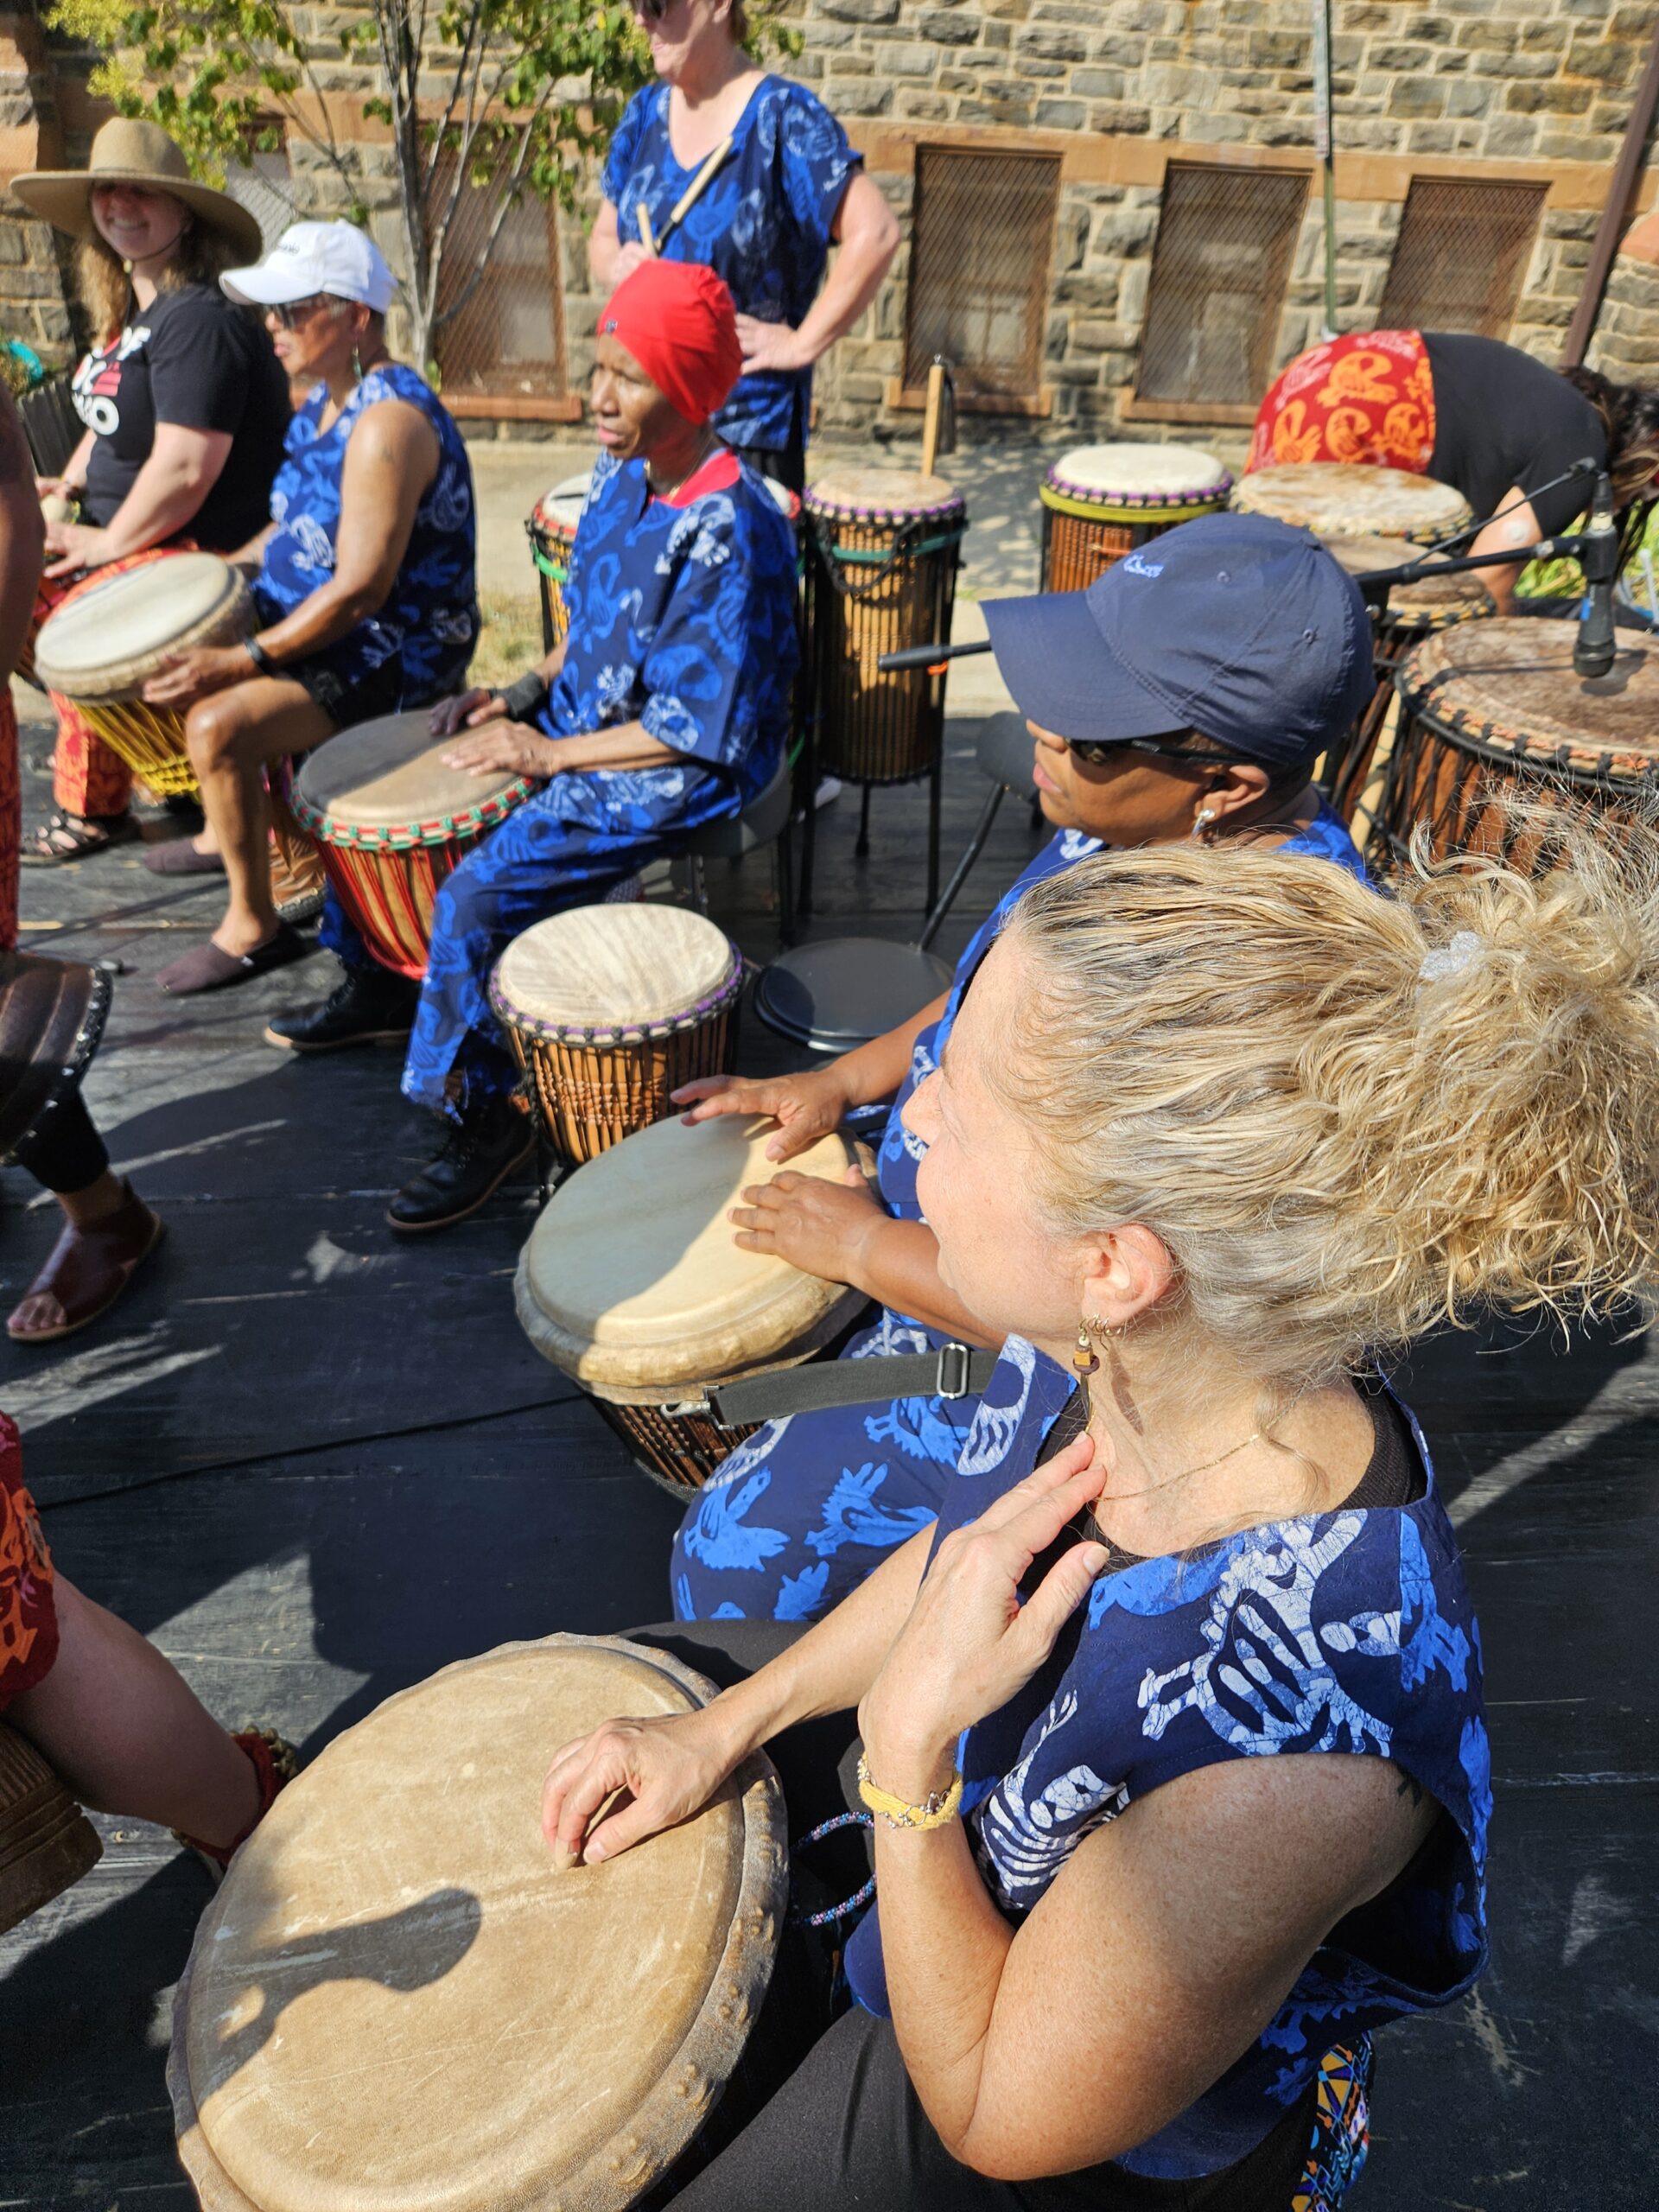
221, 221, 397, 313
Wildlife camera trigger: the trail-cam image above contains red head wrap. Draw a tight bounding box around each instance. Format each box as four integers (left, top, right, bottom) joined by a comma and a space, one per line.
599, 259, 743, 427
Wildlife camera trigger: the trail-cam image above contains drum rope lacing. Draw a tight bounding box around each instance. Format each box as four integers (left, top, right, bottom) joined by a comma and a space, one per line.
788, 1809, 876, 1929
806, 512, 967, 601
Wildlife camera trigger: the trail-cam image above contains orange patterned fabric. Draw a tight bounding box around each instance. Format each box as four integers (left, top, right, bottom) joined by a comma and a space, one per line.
1247, 330, 1437, 475
0, 690, 19, 956
31, 546, 200, 820
0, 1413, 57, 1710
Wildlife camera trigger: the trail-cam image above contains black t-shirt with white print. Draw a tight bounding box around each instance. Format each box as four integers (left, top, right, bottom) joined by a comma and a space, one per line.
74, 282, 291, 552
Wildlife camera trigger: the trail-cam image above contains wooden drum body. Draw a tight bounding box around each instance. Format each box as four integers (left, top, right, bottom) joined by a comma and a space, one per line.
527, 472, 592, 652
33, 551, 251, 798
169, 1634, 787, 2212
1319, 533, 1495, 822
804, 468, 966, 785
0, 1717, 102, 1937
293, 710, 535, 978
1372, 615, 1659, 878
516, 1114, 868, 1492
491, 904, 744, 1166
1233, 461, 1470, 547
1039, 443, 1231, 592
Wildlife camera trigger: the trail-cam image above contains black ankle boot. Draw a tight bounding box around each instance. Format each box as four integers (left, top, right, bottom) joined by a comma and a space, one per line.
385, 1096, 535, 1233
264, 964, 419, 1052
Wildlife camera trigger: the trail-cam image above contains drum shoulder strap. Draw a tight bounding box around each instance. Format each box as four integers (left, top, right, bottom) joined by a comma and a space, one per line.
710, 1340, 1000, 1429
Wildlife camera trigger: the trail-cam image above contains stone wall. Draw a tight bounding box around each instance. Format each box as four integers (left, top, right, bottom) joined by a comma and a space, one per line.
0, 10, 78, 368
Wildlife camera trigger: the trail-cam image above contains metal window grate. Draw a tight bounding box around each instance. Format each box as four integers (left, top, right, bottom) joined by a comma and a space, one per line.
902, 147, 1059, 402
432, 168, 568, 402
1378, 177, 1548, 340
1135, 162, 1309, 407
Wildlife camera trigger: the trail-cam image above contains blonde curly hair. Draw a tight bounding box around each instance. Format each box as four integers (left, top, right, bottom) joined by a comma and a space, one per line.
996, 820, 1659, 1390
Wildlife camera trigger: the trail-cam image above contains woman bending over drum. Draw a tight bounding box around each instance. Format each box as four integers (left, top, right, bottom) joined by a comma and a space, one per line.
670, 512, 1376, 1628
10, 119, 290, 865
592, 0, 898, 490
545, 817, 1659, 2209
270, 261, 799, 1234
1247, 328, 1659, 612
136, 222, 479, 997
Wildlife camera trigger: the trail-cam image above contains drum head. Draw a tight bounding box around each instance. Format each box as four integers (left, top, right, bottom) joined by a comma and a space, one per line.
531, 470, 594, 538
169, 1635, 786, 2212
1321, 533, 1494, 620
516, 1113, 866, 1391
493, 905, 739, 1037
805, 467, 962, 520
295, 710, 529, 836
1234, 463, 1468, 542
1046, 442, 1230, 503
34, 553, 245, 697
1398, 615, 1659, 774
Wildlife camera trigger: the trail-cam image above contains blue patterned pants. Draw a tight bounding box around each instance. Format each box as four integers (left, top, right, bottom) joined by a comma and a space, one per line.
670, 1312, 983, 1625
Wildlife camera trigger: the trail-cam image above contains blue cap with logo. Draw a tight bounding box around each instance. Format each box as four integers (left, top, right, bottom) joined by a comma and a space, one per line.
982, 511, 1374, 774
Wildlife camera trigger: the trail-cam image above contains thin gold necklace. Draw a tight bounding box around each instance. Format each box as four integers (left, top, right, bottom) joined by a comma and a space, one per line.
1086, 1424, 1265, 1511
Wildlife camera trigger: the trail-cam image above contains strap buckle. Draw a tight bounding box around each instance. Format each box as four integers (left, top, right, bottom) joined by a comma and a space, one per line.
937, 1340, 973, 1399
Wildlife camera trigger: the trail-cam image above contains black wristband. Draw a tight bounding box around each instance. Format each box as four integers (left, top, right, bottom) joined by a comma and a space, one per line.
502, 670, 550, 721
245, 635, 278, 676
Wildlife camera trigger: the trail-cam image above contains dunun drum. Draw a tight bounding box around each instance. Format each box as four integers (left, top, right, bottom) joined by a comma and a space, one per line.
32, 550, 251, 798
292, 709, 536, 978
1372, 615, 1659, 878
491, 904, 744, 1166
1039, 443, 1232, 592
168, 1634, 787, 2212
804, 468, 967, 785
1233, 462, 1470, 546
1318, 533, 1495, 823
531, 472, 804, 652
516, 1113, 868, 1492
0, 1718, 103, 1937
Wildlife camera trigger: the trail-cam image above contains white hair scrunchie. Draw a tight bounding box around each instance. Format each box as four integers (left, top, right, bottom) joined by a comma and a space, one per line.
1416, 930, 1484, 988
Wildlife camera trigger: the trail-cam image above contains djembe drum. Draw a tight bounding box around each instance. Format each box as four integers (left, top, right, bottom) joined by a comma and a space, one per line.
516, 1113, 868, 1491
0, 1719, 102, 1937
491, 904, 744, 1166
1039, 443, 1231, 591
1233, 461, 1470, 545
32, 550, 251, 798
168, 1634, 786, 2212
291, 709, 536, 977
1318, 532, 1496, 822
1371, 615, 1659, 878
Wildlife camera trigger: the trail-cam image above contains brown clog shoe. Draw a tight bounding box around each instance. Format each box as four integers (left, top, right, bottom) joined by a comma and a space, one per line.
7, 1181, 165, 1344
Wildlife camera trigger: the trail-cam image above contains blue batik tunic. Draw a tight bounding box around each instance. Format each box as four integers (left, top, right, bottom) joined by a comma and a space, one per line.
842, 1339, 1491, 2190
671, 802, 1370, 1626
255, 362, 478, 708
398, 447, 798, 1114
602, 78, 860, 456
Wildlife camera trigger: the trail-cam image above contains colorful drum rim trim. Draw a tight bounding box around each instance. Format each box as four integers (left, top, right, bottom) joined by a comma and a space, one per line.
804, 489, 969, 526
488, 941, 745, 1046
289, 777, 537, 854
1396, 620, 1659, 787
1040, 467, 1233, 521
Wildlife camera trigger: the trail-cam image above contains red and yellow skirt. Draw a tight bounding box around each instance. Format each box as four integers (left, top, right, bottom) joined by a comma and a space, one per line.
1247, 330, 1436, 476
0, 1414, 57, 1712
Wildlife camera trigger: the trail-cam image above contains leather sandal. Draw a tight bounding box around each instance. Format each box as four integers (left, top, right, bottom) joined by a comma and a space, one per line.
21, 811, 139, 867
174, 1727, 300, 1881
7, 1180, 165, 1344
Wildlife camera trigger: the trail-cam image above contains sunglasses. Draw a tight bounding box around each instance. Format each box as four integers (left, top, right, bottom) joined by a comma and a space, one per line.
266, 294, 338, 330
1065, 735, 1240, 769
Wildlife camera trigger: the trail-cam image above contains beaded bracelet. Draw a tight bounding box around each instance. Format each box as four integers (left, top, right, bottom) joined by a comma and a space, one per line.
855, 1751, 963, 1831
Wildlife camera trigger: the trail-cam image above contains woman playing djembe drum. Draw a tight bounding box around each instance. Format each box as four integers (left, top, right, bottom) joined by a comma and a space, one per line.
272, 261, 799, 1233
591, 0, 898, 490
1246, 328, 1659, 612
136, 221, 479, 997
9, 119, 290, 866
543, 816, 1659, 2209
670, 513, 1376, 1626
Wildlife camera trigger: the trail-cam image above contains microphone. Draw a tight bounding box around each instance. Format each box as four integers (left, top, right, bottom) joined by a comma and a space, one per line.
1573, 467, 1619, 681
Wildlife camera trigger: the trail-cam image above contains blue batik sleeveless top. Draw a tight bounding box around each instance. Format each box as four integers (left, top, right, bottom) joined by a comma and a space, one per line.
843, 1343, 1491, 2183
256, 361, 478, 697
876, 798, 1370, 1226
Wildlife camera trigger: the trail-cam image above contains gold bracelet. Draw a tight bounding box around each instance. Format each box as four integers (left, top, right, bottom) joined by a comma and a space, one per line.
856, 1751, 963, 1831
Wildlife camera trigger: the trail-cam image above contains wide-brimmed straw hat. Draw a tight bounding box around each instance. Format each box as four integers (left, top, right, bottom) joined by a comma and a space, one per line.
10, 118, 264, 264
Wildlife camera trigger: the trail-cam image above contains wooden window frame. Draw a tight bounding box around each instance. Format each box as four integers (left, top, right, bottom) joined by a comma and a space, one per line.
896, 143, 1060, 416
430, 164, 578, 422
1376, 173, 1549, 341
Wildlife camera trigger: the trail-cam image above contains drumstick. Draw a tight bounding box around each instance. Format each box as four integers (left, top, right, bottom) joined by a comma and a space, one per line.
638, 202, 657, 257
656, 136, 734, 253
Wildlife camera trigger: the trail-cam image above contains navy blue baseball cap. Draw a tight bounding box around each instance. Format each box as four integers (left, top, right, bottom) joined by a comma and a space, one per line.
982, 511, 1374, 774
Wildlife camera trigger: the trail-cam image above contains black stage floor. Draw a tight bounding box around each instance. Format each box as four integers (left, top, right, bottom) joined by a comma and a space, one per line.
1, 699, 1655, 2209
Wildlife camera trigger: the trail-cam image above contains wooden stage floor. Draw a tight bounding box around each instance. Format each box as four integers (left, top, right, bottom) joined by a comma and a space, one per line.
0, 690, 1654, 2209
